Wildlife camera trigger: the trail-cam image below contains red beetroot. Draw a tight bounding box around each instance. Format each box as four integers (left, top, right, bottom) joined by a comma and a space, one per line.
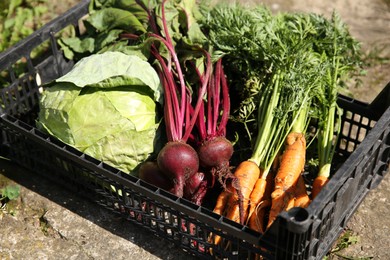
198, 136, 234, 188
131, 1, 212, 201
139, 161, 174, 192
191, 182, 208, 206
198, 136, 234, 169
194, 59, 235, 190
184, 171, 205, 199
184, 171, 209, 205
144, 1, 210, 200
157, 141, 199, 197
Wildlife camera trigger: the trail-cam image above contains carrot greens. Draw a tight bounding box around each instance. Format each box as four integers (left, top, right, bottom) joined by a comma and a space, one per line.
202, 3, 363, 234
310, 12, 363, 198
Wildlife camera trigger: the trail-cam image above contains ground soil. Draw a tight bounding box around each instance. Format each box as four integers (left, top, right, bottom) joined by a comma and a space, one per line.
1, 0, 389, 259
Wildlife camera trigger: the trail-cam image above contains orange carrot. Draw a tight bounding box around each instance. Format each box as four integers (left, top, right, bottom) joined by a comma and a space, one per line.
209, 183, 233, 247
286, 193, 296, 211
246, 176, 266, 222
247, 168, 274, 233
248, 198, 271, 260
248, 200, 271, 234
311, 175, 329, 199
209, 160, 260, 247
294, 174, 311, 208
250, 175, 273, 260
267, 132, 306, 228
224, 160, 261, 224
213, 185, 233, 216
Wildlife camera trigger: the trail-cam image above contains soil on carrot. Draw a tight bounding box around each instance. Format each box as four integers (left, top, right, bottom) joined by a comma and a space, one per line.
0, 0, 389, 259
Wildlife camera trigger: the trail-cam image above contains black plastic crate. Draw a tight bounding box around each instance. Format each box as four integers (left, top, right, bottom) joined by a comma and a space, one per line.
1, 1, 389, 259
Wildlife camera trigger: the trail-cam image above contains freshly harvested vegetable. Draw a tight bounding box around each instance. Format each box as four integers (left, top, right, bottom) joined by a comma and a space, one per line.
204, 4, 318, 232
203, 6, 280, 232
248, 200, 271, 234
223, 160, 260, 223
311, 175, 330, 198
247, 170, 273, 233
138, 161, 174, 192
294, 175, 311, 208
55, 0, 230, 202
268, 132, 307, 227
37, 51, 163, 175
267, 67, 313, 226
133, 0, 211, 199
156, 141, 200, 197
310, 12, 363, 199
209, 160, 260, 246
202, 3, 363, 236
184, 171, 208, 205
48, 1, 365, 248
197, 137, 233, 171
195, 58, 234, 189
247, 177, 267, 225
58, 0, 150, 60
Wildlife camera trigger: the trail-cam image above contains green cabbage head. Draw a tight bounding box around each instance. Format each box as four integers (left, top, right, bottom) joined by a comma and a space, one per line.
37, 51, 163, 175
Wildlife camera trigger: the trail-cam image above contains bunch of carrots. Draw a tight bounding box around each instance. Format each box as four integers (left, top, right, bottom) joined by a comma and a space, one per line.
202, 3, 363, 249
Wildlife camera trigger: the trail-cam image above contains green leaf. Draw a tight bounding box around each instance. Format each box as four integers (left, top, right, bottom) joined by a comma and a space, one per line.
106, 0, 149, 25
4, 17, 15, 30
60, 37, 95, 54
36, 83, 81, 146
155, 1, 181, 41
184, 22, 207, 46
332, 230, 360, 253
56, 52, 163, 103
84, 125, 160, 175
1, 185, 20, 200
94, 29, 123, 51
85, 7, 146, 33
100, 41, 149, 60
57, 39, 76, 60
7, 0, 23, 18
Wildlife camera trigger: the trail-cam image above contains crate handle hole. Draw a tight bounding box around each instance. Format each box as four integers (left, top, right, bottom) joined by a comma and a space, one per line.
288, 207, 310, 222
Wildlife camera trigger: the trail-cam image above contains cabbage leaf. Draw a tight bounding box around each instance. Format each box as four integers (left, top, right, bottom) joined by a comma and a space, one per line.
37, 51, 163, 175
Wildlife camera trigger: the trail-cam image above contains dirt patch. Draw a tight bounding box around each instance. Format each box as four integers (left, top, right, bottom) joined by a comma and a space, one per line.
0, 159, 193, 260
